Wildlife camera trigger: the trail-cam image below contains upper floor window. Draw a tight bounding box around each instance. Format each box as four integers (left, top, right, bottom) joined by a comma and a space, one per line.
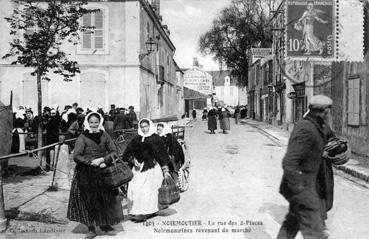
78, 7, 109, 55
82, 11, 103, 49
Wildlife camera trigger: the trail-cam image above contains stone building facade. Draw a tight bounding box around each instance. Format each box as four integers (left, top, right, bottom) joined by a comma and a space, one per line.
0, 0, 178, 119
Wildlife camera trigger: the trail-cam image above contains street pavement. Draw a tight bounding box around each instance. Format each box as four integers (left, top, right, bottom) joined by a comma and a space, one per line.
4, 118, 369, 239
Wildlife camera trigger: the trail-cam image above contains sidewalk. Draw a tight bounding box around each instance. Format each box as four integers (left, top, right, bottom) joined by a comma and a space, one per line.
241, 119, 369, 183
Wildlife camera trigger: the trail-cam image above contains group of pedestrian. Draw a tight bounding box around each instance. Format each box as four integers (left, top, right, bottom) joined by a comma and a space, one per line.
207, 106, 232, 134
10, 103, 138, 171
67, 112, 185, 239
11, 93, 351, 239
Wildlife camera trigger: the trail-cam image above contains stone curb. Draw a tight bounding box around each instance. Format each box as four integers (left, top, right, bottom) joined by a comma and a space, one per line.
243, 119, 369, 184
333, 164, 369, 183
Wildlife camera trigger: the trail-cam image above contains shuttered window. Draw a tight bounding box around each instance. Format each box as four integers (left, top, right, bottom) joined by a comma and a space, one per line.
348, 77, 360, 126
82, 11, 104, 50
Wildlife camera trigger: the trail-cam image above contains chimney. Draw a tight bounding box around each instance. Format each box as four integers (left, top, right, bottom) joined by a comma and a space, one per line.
193, 57, 199, 67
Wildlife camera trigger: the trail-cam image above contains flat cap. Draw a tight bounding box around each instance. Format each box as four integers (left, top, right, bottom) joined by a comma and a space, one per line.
308, 95, 332, 109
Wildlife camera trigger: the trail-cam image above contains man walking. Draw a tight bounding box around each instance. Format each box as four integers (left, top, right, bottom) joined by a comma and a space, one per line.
114, 108, 131, 131
277, 95, 335, 239
128, 106, 138, 129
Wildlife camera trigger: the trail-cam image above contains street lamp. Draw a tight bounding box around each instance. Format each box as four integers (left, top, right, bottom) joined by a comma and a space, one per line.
139, 37, 158, 60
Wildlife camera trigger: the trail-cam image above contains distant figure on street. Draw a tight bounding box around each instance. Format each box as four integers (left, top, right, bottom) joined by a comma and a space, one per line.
72, 102, 78, 111
67, 111, 79, 139
11, 117, 26, 154
240, 106, 247, 119
202, 108, 208, 121
44, 108, 60, 171
192, 109, 197, 120
234, 107, 240, 124
128, 106, 138, 129
277, 95, 350, 239
207, 107, 217, 134
113, 108, 131, 131
60, 105, 72, 132
109, 104, 117, 121
218, 107, 231, 134
67, 112, 123, 239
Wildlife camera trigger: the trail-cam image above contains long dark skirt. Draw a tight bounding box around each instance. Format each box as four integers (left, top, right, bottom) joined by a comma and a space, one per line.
208, 116, 217, 130
67, 165, 124, 227
220, 117, 230, 130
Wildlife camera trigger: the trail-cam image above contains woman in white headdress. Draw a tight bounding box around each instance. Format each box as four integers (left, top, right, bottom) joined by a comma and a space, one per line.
218, 107, 231, 134
157, 122, 185, 173
122, 118, 171, 222
67, 112, 123, 239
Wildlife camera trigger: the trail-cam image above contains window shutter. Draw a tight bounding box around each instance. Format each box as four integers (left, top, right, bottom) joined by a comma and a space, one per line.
94, 11, 104, 49
348, 78, 360, 126
353, 78, 360, 125
82, 14, 92, 49
348, 79, 354, 123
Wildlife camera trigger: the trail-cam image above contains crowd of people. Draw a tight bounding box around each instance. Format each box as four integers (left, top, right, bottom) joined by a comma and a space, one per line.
8, 94, 353, 238
10, 103, 138, 171
11, 102, 186, 239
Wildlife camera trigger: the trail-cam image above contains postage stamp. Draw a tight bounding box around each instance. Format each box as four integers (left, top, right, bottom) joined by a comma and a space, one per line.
285, 0, 335, 60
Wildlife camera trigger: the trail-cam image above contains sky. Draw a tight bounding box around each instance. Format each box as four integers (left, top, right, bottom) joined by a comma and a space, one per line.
160, 0, 231, 71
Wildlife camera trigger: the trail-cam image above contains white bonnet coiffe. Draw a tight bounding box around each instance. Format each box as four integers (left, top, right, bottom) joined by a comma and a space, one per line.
83, 111, 105, 133
138, 118, 156, 142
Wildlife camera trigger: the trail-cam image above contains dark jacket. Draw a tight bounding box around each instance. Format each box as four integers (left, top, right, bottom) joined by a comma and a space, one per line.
45, 115, 60, 144
218, 108, 231, 120
317, 126, 335, 212
122, 134, 170, 172
279, 114, 330, 210
161, 133, 185, 171
113, 113, 131, 130
67, 131, 123, 226
128, 111, 138, 128
207, 109, 217, 130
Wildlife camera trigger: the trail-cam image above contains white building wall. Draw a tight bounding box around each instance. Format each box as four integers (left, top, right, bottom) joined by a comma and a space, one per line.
0, 0, 179, 119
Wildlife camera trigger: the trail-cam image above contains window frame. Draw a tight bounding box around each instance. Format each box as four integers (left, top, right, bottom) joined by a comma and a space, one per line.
347, 75, 361, 127
76, 5, 109, 55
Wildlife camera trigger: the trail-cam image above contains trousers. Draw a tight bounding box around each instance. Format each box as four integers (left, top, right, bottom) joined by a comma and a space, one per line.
277, 198, 326, 239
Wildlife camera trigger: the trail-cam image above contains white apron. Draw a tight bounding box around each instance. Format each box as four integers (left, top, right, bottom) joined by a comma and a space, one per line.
127, 162, 163, 215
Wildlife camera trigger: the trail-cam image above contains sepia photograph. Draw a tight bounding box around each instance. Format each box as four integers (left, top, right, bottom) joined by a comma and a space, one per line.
0, 0, 369, 238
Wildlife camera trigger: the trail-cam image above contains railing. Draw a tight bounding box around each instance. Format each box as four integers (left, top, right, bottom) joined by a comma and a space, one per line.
0, 138, 76, 162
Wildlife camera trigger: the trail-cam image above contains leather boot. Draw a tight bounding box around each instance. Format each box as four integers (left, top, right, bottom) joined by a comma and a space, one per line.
100, 225, 118, 236
85, 226, 97, 239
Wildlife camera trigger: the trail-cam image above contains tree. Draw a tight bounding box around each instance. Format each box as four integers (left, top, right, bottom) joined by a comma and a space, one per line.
199, 0, 275, 87
3, 0, 97, 161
